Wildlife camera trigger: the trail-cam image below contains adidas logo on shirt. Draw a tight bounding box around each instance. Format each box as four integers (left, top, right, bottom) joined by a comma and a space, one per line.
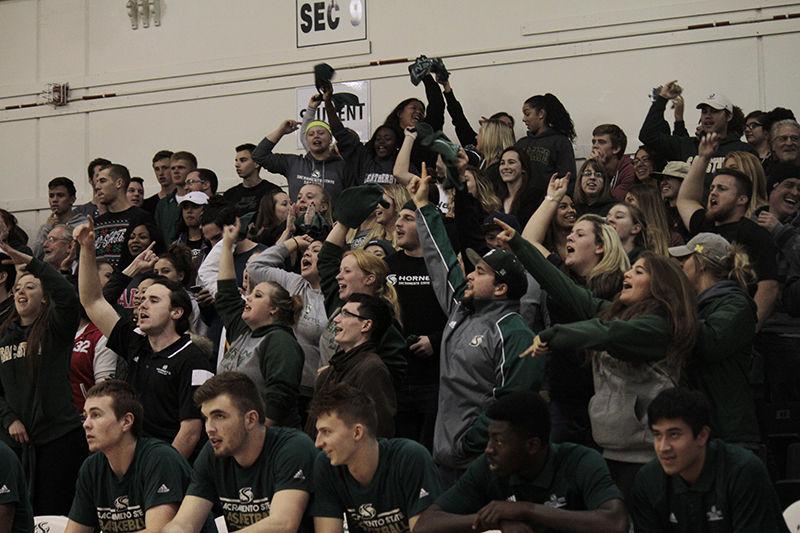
157, 484, 170, 494
0, 485, 8, 494
293, 469, 306, 481
419, 488, 429, 498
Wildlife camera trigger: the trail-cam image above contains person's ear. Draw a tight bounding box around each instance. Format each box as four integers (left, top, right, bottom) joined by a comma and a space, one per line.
697, 425, 711, 447
121, 412, 135, 433
170, 307, 185, 320
631, 223, 642, 236
493, 282, 509, 298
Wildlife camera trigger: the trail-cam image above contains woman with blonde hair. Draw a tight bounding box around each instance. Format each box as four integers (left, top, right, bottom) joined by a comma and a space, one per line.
723, 151, 768, 216
318, 207, 407, 391
476, 118, 516, 169
347, 184, 410, 249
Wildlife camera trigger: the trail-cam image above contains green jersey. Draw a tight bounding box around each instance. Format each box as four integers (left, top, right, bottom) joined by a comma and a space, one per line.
630, 439, 789, 532
437, 443, 623, 532
0, 440, 32, 533
187, 426, 315, 531
68, 438, 209, 532
312, 439, 441, 533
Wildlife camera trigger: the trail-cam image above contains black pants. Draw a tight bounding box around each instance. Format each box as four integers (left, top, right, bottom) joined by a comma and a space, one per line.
395, 384, 438, 452
31, 427, 88, 515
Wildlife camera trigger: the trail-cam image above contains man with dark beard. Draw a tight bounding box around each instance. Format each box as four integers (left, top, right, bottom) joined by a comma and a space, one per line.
410, 166, 541, 489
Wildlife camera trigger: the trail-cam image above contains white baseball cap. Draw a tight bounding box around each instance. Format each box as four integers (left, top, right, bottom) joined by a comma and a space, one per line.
178, 191, 209, 206
696, 93, 733, 113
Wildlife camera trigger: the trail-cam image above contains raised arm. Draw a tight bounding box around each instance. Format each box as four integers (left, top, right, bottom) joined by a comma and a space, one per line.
393, 128, 418, 186
73, 220, 121, 338
441, 82, 478, 147
676, 133, 717, 229
521, 172, 570, 254
247, 238, 309, 288
638, 81, 692, 160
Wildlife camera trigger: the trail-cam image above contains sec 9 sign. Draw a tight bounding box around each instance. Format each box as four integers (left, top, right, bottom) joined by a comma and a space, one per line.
297, 0, 367, 48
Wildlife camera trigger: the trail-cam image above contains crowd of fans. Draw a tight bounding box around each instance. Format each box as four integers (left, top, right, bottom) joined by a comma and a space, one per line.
0, 56, 798, 531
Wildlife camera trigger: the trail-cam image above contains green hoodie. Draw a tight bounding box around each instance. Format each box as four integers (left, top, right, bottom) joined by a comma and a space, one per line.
0, 258, 81, 444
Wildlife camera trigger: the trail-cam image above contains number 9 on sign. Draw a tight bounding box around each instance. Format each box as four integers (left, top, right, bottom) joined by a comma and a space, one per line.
349, 0, 363, 26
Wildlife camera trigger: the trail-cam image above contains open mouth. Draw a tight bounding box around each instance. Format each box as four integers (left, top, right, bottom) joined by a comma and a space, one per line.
622, 281, 632, 290
565, 244, 575, 254
301, 258, 313, 269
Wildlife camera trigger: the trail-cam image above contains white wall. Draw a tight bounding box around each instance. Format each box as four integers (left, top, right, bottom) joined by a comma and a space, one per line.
1, 0, 799, 237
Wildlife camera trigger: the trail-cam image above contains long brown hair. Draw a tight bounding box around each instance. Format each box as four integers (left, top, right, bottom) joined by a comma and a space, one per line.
598, 252, 697, 374
0, 272, 52, 379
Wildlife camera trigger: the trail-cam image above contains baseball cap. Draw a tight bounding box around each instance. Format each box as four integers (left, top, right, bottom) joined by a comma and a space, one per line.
651, 161, 690, 182
696, 93, 733, 114
482, 212, 521, 233
668, 233, 730, 263
767, 162, 800, 191
179, 191, 209, 206
465, 247, 528, 300
364, 239, 395, 257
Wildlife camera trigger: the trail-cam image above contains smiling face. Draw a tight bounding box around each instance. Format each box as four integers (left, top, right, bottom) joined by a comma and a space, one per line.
660, 177, 682, 202
772, 124, 800, 164
398, 100, 425, 129
336, 255, 375, 299
698, 105, 730, 135
373, 126, 398, 159
555, 195, 576, 229
202, 394, 250, 458
606, 204, 640, 244
297, 184, 326, 214
306, 126, 333, 156
48, 185, 75, 215
769, 177, 800, 219
564, 220, 603, 276
706, 174, 747, 222
620, 257, 652, 305
652, 417, 709, 482
242, 282, 277, 329
633, 148, 654, 182
744, 118, 766, 146
499, 150, 524, 184
128, 225, 153, 256
43, 226, 71, 266
315, 411, 359, 466
332, 302, 372, 349
234, 150, 259, 179
13, 273, 44, 324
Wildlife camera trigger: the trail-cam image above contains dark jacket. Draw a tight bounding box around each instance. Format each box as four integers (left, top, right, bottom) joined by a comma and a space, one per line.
691, 281, 760, 443
309, 342, 396, 437
0, 259, 81, 444
515, 127, 578, 180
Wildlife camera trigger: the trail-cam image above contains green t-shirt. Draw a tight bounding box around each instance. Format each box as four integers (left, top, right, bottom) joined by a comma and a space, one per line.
0, 441, 32, 533
311, 438, 441, 533
437, 443, 622, 530
188, 426, 316, 531
630, 439, 790, 533
68, 438, 207, 533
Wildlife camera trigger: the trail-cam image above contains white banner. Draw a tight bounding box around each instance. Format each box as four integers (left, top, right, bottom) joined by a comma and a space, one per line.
296, 0, 367, 48
295, 80, 371, 150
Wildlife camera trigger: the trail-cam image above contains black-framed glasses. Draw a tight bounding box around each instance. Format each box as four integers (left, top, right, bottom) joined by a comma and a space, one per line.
744, 122, 763, 130
340, 308, 369, 321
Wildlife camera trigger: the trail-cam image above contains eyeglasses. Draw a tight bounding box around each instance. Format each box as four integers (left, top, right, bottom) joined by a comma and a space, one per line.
775, 135, 800, 143
45, 235, 72, 243
744, 122, 763, 130
632, 157, 651, 166
185, 179, 204, 186
340, 308, 369, 321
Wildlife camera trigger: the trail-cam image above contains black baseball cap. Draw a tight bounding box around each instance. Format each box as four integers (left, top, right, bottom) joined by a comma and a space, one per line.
465, 248, 528, 300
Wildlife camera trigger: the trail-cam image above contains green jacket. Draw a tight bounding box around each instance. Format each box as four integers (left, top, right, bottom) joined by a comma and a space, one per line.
510, 234, 676, 462
216, 279, 303, 427
0, 258, 81, 443
317, 241, 407, 390
692, 281, 760, 443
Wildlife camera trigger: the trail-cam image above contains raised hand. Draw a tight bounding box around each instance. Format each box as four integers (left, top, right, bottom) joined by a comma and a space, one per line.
124, 241, 158, 276
493, 217, 517, 244
73, 218, 96, 248
407, 162, 431, 207
658, 80, 683, 100
698, 132, 720, 159
519, 335, 549, 358
546, 172, 570, 201
0, 241, 33, 266
279, 119, 301, 136
222, 218, 241, 245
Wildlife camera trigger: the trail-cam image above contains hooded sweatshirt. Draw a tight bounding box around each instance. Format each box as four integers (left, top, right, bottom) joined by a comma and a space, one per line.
515, 127, 578, 181
0, 258, 81, 444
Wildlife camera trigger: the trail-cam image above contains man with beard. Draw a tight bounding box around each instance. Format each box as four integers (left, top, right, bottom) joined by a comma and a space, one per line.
677, 133, 779, 327
410, 166, 541, 489
639, 82, 755, 176
223, 144, 281, 216
163, 372, 315, 533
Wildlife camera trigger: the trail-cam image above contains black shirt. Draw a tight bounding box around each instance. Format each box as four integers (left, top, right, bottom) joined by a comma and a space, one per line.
223, 180, 282, 217
142, 193, 160, 214
689, 208, 778, 281
94, 206, 155, 269
107, 320, 213, 442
